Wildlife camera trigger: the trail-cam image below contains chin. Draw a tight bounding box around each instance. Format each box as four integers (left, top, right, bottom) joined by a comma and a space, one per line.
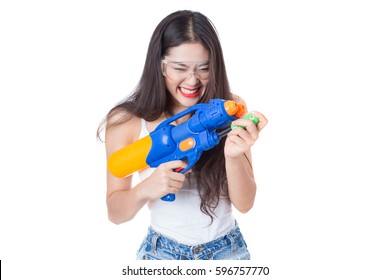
177, 96, 200, 108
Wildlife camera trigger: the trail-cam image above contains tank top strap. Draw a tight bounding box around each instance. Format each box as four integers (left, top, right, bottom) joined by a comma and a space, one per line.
139, 118, 150, 139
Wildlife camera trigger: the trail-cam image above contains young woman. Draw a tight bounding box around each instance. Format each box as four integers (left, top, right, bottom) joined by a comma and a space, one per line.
98, 10, 267, 260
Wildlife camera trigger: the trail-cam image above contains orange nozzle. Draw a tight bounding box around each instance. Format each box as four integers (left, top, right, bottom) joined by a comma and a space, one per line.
224, 100, 246, 117
235, 103, 246, 117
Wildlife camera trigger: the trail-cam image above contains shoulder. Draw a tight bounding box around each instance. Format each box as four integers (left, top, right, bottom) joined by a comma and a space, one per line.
105, 110, 142, 157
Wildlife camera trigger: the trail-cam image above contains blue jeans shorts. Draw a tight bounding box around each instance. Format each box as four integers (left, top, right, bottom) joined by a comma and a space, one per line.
136, 224, 250, 260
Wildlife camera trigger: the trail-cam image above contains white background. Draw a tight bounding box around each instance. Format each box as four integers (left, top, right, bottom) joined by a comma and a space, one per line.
1, 0, 389, 279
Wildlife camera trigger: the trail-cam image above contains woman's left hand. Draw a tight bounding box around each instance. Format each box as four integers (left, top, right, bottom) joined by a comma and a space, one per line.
224, 111, 268, 158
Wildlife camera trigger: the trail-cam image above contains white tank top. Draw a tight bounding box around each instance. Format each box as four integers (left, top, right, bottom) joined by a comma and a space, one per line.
138, 118, 235, 245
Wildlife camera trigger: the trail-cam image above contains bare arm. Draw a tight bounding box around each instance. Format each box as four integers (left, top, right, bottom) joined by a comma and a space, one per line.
224, 96, 268, 213
105, 113, 146, 224
225, 151, 257, 213
105, 113, 187, 224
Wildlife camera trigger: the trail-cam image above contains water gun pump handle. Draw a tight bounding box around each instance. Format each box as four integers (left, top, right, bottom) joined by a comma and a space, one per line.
156, 104, 204, 130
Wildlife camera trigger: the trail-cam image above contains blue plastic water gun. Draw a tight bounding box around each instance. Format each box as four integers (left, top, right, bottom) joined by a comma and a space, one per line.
108, 98, 257, 202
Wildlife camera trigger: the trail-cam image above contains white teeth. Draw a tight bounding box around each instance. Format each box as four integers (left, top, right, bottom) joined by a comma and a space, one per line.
180, 87, 199, 94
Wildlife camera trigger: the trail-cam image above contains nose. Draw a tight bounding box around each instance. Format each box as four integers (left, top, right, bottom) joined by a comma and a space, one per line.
185, 72, 199, 84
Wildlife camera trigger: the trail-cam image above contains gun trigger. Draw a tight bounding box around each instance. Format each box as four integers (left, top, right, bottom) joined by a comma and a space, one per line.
179, 153, 201, 174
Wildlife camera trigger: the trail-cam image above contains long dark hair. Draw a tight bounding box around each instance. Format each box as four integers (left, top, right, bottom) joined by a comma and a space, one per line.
98, 10, 232, 221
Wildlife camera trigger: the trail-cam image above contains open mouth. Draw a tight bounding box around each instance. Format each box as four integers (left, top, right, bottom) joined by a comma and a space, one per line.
179, 87, 201, 98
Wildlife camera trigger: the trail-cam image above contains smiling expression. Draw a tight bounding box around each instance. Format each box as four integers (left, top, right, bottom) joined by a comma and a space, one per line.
163, 42, 210, 109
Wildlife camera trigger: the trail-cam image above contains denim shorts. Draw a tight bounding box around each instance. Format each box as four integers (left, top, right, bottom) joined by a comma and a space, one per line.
136, 224, 250, 260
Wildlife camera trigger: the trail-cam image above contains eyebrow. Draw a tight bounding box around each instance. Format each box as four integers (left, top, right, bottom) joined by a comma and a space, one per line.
197, 62, 209, 67
170, 61, 209, 67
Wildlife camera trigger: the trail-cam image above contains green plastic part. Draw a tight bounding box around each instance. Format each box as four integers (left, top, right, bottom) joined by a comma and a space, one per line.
231, 113, 259, 130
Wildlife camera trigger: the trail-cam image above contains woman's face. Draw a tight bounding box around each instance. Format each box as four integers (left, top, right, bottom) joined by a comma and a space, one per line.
162, 42, 210, 111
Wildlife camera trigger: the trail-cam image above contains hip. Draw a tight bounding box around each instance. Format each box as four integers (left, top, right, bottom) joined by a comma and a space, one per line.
136, 223, 250, 260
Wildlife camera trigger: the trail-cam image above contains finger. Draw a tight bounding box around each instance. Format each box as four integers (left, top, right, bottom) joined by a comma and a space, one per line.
227, 133, 249, 148
166, 186, 180, 194
250, 111, 268, 131
169, 171, 186, 182
229, 124, 258, 143
162, 160, 188, 171
231, 119, 259, 139
231, 118, 254, 129
184, 169, 192, 175
168, 178, 184, 189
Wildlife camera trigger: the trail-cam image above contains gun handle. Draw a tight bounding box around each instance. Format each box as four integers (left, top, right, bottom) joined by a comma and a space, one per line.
160, 167, 183, 202
160, 193, 176, 202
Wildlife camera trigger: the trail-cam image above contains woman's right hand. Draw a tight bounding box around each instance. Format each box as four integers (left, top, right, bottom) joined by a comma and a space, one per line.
139, 160, 188, 201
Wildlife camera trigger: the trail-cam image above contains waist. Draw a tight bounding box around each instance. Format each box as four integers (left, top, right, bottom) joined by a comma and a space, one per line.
144, 222, 245, 259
